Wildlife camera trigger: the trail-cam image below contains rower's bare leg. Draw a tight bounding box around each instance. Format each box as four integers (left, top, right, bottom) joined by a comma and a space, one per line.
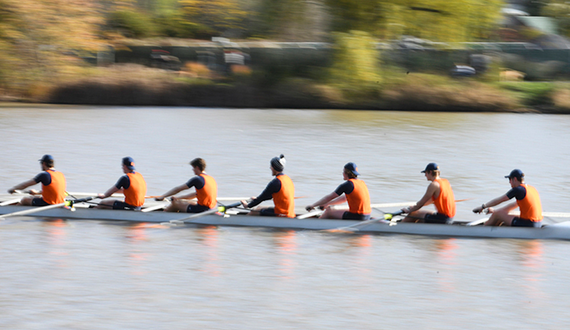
485, 202, 517, 226
96, 199, 117, 209
402, 210, 430, 223
19, 196, 34, 206
319, 207, 346, 219
164, 199, 194, 212
246, 207, 263, 216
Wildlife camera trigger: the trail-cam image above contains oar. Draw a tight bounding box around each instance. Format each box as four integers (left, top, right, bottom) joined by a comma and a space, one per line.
161, 201, 242, 225
298, 199, 444, 220
215, 196, 307, 202
0, 202, 69, 220
0, 196, 98, 220
466, 218, 489, 226
370, 202, 416, 208
370, 198, 471, 209
142, 202, 169, 213
542, 212, 570, 218
65, 191, 125, 198
323, 211, 404, 233
146, 196, 308, 202
0, 198, 22, 206
297, 208, 324, 219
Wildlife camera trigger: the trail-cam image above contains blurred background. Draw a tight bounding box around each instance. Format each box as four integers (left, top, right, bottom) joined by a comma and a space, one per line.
3, 0, 570, 111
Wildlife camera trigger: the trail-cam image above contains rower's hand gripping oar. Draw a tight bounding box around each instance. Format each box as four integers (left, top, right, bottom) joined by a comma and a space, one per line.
298, 205, 325, 219
161, 201, 243, 226
0, 196, 97, 220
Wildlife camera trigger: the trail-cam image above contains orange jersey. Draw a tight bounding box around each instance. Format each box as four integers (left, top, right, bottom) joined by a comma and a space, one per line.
517, 184, 543, 222
346, 178, 371, 215
433, 178, 456, 218
42, 169, 66, 204
273, 174, 295, 218
196, 173, 218, 209
124, 172, 147, 207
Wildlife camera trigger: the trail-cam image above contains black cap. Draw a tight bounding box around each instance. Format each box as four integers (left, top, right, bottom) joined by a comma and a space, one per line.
270, 154, 286, 172
421, 163, 439, 173
505, 169, 524, 180
38, 154, 54, 163
122, 157, 136, 170
344, 162, 359, 176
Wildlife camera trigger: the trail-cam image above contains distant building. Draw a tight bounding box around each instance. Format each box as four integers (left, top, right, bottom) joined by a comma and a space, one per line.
499, 5, 570, 49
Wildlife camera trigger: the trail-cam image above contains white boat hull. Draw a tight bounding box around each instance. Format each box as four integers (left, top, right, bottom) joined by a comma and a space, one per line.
1, 205, 570, 240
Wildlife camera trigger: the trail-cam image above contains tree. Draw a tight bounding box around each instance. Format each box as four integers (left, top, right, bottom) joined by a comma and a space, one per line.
326, 0, 504, 42
179, 0, 247, 36
0, 0, 105, 93
328, 31, 382, 99
541, 0, 570, 37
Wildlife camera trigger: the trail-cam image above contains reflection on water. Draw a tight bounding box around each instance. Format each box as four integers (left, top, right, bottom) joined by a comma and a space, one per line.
2, 107, 570, 329
272, 230, 297, 279
518, 240, 546, 302
196, 226, 221, 277
434, 238, 458, 293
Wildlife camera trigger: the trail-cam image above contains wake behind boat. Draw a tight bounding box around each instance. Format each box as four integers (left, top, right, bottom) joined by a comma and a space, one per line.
2, 203, 570, 240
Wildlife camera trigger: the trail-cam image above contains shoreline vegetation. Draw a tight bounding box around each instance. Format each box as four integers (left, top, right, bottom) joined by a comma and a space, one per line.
3, 1, 570, 113
1, 63, 569, 113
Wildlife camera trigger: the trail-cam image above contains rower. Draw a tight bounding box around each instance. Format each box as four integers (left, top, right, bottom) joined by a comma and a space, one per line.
241, 154, 295, 218
154, 158, 218, 213
473, 169, 542, 227
401, 163, 456, 223
306, 162, 371, 220
96, 157, 147, 210
7, 154, 66, 206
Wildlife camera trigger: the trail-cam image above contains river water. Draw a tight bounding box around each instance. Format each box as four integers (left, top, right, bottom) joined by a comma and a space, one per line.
1, 106, 570, 329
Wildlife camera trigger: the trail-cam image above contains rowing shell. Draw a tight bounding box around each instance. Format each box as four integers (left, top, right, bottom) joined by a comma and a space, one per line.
2, 205, 570, 240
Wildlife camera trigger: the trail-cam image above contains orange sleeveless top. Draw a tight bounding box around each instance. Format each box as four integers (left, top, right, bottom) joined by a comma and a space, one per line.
517, 184, 542, 222
346, 179, 371, 215
433, 178, 456, 218
124, 172, 146, 207
196, 173, 218, 209
273, 174, 295, 218
42, 169, 66, 204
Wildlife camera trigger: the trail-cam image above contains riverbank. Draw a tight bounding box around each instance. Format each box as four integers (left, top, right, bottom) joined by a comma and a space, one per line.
2, 64, 569, 113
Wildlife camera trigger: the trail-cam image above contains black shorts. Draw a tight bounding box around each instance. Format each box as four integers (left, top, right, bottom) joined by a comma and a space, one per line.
342, 212, 370, 220
186, 204, 211, 214
31, 197, 50, 206
424, 213, 452, 224
112, 201, 141, 211
512, 217, 542, 228
259, 207, 292, 217
260, 207, 277, 217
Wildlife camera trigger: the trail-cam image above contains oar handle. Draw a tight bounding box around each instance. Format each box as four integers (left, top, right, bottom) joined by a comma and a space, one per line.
384, 210, 404, 220
66, 196, 97, 207
218, 201, 242, 213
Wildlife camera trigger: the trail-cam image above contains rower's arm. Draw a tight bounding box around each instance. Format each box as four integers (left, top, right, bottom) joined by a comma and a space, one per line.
247, 179, 281, 208
99, 186, 120, 199
308, 192, 339, 209
176, 191, 197, 200
473, 194, 510, 213
156, 184, 187, 200
8, 179, 37, 194
407, 182, 438, 213
327, 194, 347, 206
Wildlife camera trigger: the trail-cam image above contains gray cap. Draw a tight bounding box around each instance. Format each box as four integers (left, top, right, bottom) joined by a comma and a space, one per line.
270, 154, 286, 172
